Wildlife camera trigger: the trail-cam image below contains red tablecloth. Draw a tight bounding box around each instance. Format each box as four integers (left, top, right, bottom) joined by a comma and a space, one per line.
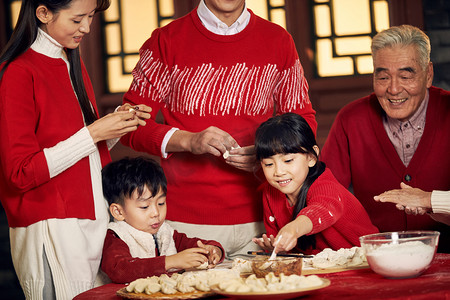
74, 253, 450, 300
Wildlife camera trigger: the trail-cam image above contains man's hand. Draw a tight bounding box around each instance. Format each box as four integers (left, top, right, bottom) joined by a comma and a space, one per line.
225, 145, 257, 172
374, 183, 432, 215
168, 126, 239, 156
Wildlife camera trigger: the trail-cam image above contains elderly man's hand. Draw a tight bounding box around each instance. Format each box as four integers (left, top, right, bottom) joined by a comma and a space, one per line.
374, 183, 432, 214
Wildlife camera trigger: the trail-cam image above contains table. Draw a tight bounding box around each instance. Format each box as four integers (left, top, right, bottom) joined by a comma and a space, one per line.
74, 253, 450, 300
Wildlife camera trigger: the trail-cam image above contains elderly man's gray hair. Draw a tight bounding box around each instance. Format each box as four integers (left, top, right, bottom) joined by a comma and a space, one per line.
371, 24, 431, 70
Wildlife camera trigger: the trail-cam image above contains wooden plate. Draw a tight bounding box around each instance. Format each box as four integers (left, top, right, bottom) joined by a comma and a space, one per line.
116, 287, 215, 300
302, 263, 369, 275
211, 278, 330, 300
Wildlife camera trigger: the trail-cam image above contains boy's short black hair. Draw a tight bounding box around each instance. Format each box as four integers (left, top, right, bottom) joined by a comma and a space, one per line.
102, 156, 167, 206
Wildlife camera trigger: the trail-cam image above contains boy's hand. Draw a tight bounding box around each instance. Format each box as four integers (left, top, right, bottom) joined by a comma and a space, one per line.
197, 240, 222, 267
165, 247, 208, 271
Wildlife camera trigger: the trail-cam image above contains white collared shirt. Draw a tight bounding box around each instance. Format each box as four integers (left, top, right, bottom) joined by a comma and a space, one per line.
197, 0, 250, 35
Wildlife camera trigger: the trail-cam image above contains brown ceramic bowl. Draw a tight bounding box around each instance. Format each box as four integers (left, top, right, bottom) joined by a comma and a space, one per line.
251, 256, 303, 278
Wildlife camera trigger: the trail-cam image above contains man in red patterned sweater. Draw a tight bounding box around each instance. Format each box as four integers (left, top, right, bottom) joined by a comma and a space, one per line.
121, 0, 316, 258
321, 25, 450, 252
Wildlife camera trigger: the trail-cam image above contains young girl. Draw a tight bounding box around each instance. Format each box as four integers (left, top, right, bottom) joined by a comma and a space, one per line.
252, 113, 378, 255
0, 0, 151, 298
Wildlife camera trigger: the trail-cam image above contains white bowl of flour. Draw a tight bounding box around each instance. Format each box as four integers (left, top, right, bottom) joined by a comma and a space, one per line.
359, 231, 440, 279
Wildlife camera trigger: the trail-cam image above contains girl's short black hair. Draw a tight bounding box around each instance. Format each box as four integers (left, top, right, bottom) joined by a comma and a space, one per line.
255, 112, 318, 161
255, 113, 326, 251
102, 157, 167, 206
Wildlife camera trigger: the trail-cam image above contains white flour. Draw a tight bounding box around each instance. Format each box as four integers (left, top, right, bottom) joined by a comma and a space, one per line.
366, 241, 435, 278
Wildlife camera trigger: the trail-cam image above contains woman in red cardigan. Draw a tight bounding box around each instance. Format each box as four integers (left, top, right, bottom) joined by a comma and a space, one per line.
0, 0, 150, 298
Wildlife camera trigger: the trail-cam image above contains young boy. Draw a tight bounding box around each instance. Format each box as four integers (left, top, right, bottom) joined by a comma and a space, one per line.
101, 157, 224, 283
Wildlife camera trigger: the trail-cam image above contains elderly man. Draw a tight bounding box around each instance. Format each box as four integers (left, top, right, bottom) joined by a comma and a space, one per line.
121, 0, 316, 258
321, 25, 449, 251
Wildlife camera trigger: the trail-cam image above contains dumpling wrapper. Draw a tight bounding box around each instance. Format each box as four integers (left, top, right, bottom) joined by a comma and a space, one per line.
223, 146, 241, 159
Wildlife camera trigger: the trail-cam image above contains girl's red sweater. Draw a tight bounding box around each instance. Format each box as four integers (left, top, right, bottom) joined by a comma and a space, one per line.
262, 168, 379, 254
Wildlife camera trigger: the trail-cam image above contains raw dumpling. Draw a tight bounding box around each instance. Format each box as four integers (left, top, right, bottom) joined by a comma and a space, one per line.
144, 282, 161, 294
159, 275, 177, 288
196, 261, 209, 270
126, 278, 151, 293
265, 272, 279, 284
219, 278, 242, 291
177, 282, 195, 293
195, 281, 210, 292
161, 282, 177, 294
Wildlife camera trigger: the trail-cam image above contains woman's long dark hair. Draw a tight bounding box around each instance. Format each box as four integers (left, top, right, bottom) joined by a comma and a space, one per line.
0, 0, 110, 125
255, 112, 326, 251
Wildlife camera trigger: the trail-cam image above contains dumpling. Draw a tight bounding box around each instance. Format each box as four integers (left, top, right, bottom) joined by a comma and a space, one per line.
234, 283, 251, 293
265, 272, 279, 284
245, 277, 266, 292
196, 261, 209, 270
134, 280, 151, 294
161, 282, 177, 294
219, 278, 243, 291
231, 258, 252, 273
170, 273, 181, 281
127, 278, 146, 293
177, 282, 195, 293
266, 282, 283, 292
144, 282, 161, 294
178, 273, 197, 287
298, 275, 323, 288
126, 278, 151, 293
224, 281, 245, 293
195, 281, 211, 292
159, 275, 177, 288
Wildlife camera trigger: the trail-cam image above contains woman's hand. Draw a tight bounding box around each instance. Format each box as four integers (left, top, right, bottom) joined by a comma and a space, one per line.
117, 104, 152, 122
87, 104, 151, 143
164, 247, 209, 271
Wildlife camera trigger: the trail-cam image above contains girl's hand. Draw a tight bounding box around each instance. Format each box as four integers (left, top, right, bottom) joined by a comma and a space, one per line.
275, 223, 299, 253
164, 247, 209, 271
252, 234, 275, 251
196, 241, 222, 267
275, 216, 313, 253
